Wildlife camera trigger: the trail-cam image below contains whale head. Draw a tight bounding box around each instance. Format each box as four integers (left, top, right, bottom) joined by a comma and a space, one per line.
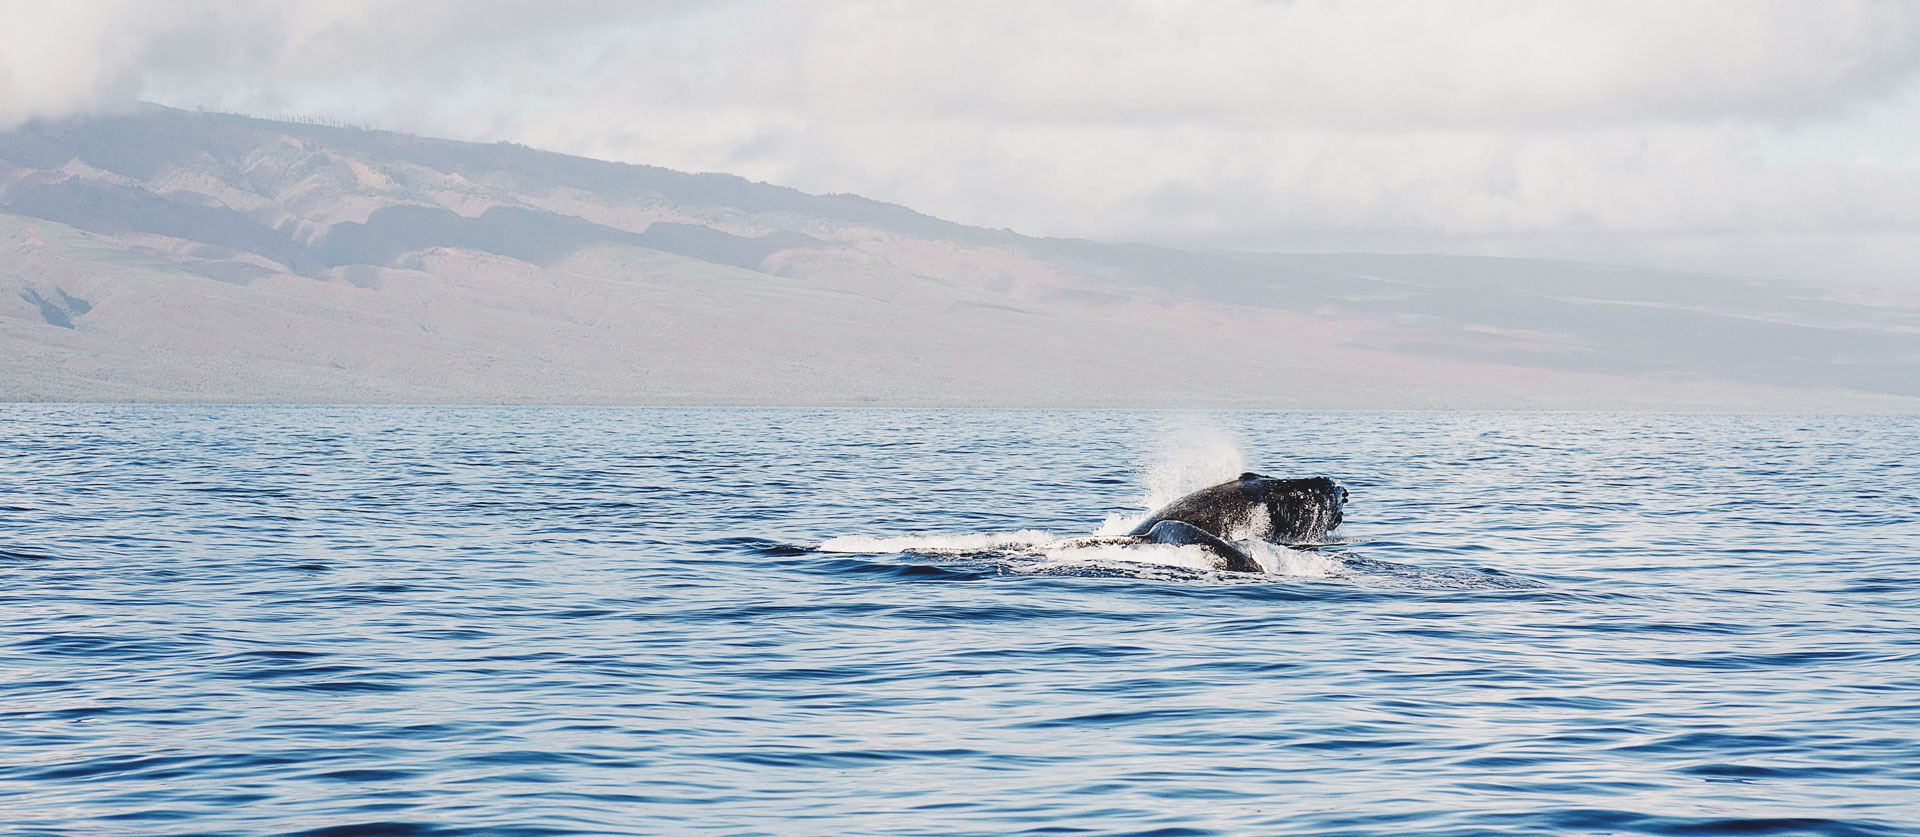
1240, 473, 1347, 543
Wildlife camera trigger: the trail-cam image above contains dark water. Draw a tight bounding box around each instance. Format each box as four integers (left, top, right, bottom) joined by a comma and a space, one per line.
3, 406, 1917, 836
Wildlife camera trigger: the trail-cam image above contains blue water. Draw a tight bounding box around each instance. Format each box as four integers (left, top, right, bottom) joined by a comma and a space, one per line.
3, 406, 1917, 836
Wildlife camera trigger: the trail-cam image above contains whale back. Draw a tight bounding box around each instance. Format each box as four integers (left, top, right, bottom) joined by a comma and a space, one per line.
1128, 472, 1346, 544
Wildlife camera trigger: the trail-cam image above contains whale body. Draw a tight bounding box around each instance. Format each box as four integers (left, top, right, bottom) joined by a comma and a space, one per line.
1127, 472, 1348, 573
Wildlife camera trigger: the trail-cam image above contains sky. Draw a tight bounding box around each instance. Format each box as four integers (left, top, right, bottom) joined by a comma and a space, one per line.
4, 0, 1920, 289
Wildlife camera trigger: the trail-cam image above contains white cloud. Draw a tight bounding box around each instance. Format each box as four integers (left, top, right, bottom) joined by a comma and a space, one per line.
6, 0, 1920, 286
0, 1, 159, 123
791, 0, 1920, 129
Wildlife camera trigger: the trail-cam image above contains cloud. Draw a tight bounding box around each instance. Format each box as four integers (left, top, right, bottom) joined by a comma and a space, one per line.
0, 1, 156, 124
793, 0, 1920, 129
7, 0, 1920, 287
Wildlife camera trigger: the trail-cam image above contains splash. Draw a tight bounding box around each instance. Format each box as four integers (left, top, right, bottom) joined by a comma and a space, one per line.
1137, 418, 1247, 511
1034, 538, 1340, 578
1036, 541, 1222, 572
1016, 541, 1226, 577
1093, 418, 1249, 536
1242, 540, 1343, 578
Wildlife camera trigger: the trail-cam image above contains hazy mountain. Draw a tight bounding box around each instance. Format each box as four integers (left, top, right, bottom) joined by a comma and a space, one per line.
3, 105, 1916, 409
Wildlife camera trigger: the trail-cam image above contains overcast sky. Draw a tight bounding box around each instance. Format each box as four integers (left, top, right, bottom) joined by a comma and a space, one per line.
5, 0, 1920, 288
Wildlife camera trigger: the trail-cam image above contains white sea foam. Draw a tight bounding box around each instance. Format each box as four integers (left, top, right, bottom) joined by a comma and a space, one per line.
1242, 540, 1343, 578
1032, 536, 1342, 579
1095, 512, 1143, 536
1025, 541, 1224, 574
816, 530, 1059, 554
821, 529, 1341, 579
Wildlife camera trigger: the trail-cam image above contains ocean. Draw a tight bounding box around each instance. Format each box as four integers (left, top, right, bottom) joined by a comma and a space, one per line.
3, 406, 1916, 836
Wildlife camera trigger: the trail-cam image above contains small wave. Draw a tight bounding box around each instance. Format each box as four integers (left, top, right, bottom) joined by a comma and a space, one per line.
0, 547, 56, 561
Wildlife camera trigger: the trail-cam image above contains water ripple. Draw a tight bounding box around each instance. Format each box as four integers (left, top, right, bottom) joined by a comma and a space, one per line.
1, 407, 1916, 835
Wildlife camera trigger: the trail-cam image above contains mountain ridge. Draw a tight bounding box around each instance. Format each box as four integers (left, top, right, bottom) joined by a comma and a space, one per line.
3, 105, 1917, 410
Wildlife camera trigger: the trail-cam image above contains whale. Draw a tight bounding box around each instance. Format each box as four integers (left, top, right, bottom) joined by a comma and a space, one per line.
1137, 519, 1265, 573
1099, 473, 1348, 573
1131, 473, 1347, 544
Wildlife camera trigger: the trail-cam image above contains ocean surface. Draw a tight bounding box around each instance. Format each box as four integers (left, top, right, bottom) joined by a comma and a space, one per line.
2, 406, 1917, 836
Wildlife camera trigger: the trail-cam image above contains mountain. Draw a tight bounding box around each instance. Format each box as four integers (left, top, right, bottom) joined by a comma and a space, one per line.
3, 105, 1917, 409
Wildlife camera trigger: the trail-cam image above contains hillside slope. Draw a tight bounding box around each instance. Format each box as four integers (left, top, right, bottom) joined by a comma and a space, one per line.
3, 106, 1916, 409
